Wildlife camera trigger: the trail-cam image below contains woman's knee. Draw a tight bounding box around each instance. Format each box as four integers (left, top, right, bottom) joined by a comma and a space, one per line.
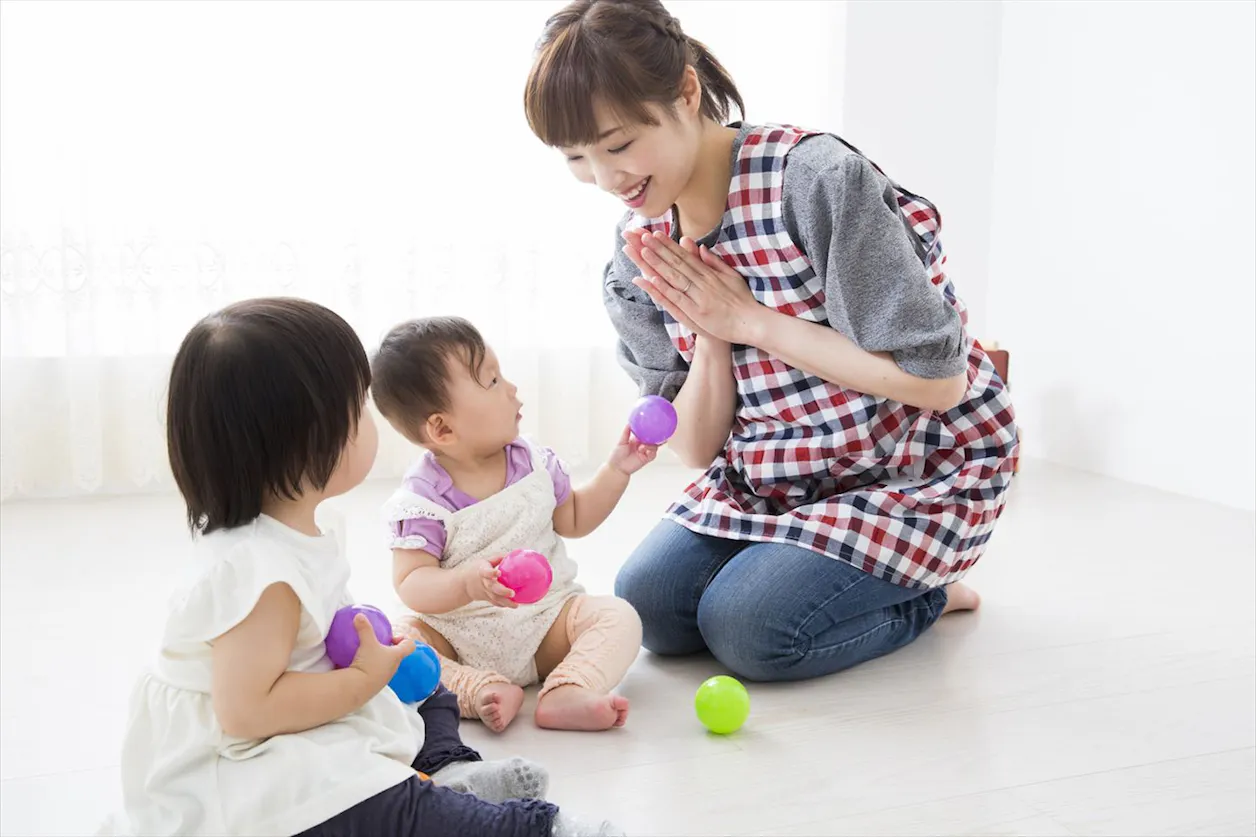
613, 524, 688, 615
698, 581, 946, 682
696, 594, 803, 682
613, 523, 716, 656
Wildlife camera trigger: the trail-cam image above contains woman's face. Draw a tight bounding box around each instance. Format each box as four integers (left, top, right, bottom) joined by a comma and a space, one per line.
559, 78, 704, 219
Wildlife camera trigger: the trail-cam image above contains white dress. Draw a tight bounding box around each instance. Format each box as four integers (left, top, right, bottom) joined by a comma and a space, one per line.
383, 441, 583, 686
100, 515, 424, 836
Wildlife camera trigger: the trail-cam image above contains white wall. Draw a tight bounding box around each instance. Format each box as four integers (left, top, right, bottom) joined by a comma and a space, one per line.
842, 0, 1003, 338
668, 0, 846, 133
987, 0, 1256, 510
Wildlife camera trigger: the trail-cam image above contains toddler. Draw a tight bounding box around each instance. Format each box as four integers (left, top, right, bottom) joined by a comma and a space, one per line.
100, 298, 621, 836
372, 316, 647, 733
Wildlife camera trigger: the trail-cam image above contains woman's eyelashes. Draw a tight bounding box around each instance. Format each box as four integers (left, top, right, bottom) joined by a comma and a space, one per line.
564, 139, 632, 162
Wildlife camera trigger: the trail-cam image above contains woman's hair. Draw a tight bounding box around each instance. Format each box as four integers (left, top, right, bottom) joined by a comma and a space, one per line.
525, 0, 744, 148
370, 316, 487, 444
166, 297, 371, 535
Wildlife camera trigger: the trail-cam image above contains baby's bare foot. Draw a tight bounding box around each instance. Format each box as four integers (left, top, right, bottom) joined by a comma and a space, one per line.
477, 683, 525, 733
941, 582, 982, 615
534, 686, 629, 731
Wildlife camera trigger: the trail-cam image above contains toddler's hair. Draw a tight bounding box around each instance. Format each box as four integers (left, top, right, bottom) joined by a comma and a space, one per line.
371, 316, 488, 444
524, 0, 744, 148
166, 297, 371, 534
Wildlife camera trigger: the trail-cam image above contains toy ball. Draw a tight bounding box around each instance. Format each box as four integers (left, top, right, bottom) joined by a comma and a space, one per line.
694, 675, 750, 734
325, 604, 392, 668
497, 549, 553, 605
628, 395, 677, 445
389, 643, 442, 703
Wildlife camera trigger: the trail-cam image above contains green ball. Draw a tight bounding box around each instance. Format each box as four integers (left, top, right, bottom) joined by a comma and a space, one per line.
694, 675, 750, 734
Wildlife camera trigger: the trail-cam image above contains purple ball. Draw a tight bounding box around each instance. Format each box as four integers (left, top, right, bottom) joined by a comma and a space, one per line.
628, 395, 678, 445
325, 604, 392, 669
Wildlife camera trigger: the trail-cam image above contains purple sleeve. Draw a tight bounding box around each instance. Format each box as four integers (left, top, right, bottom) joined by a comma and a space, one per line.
544, 448, 573, 507
391, 516, 447, 561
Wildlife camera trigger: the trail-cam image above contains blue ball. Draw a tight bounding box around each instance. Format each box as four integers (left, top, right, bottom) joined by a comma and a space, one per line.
389, 644, 442, 703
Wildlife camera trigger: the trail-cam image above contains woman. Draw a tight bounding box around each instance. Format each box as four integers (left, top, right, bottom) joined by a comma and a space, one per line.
523, 0, 1018, 682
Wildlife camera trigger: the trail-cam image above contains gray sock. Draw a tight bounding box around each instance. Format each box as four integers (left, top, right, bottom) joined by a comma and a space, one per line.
429, 757, 549, 804
550, 810, 626, 837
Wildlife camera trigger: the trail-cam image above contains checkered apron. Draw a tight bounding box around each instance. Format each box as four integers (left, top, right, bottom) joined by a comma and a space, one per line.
624, 125, 1018, 588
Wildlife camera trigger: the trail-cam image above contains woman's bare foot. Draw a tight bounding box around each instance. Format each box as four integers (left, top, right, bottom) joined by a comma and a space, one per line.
941, 581, 982, 615
476, 683, 525, 733
534, 685, 629, 731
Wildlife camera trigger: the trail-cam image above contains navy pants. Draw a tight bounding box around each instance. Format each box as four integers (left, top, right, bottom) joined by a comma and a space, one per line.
297, 685, 556, 837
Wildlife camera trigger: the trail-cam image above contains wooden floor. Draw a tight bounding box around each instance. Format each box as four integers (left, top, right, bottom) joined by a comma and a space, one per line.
2, 459, 1253, 836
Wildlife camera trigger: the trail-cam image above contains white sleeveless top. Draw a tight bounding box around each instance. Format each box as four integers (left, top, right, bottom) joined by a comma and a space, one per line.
99, 515, 423, 836
383, 441, 583, 685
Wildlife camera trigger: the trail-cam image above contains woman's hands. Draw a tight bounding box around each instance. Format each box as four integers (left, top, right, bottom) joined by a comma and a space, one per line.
622, 229, 765, 346
621, 227, 966, 412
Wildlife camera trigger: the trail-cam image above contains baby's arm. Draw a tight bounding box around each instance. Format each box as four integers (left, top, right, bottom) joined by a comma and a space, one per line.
211, 583, 411, 740
552, 467, 629, 539
553, 427, 655, 539
394, 547, 517, 613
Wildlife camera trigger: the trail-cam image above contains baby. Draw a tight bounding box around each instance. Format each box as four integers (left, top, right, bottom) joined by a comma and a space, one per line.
371, 317, 648, 733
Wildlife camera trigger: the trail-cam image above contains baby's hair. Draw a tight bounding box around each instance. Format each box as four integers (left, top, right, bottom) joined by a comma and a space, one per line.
525, 0, 744, 148
166, 297, 371, 534
371, 316, 488, 444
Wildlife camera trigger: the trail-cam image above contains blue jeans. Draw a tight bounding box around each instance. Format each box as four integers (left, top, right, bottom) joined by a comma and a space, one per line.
614, 521, 949, 682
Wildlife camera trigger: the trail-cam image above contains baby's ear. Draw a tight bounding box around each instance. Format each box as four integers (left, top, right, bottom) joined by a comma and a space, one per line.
425, 413, 454, 446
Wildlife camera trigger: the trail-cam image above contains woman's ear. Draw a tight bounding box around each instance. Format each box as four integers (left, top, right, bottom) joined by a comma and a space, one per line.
679, 64, 702, 116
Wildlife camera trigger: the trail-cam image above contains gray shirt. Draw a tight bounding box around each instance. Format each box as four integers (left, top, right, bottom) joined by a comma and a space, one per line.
602, 125, 967, 400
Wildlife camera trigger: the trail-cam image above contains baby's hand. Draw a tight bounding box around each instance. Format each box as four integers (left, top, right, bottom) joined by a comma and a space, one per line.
349, 613, 414, 692
610, 424, 659, 476
463, 557, 519, 609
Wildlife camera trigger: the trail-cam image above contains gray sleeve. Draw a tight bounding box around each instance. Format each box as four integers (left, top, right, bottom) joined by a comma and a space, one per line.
601, 215, 690, 400
782, 136, 966, 379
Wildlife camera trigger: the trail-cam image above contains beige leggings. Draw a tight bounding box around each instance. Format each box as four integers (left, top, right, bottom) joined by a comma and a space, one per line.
398, 595, 642, 719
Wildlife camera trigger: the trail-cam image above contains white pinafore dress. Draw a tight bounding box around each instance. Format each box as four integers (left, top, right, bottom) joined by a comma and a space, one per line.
383, 441, 583, 685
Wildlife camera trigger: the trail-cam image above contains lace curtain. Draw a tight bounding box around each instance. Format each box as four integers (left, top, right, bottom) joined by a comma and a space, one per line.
0, 0, 843, 500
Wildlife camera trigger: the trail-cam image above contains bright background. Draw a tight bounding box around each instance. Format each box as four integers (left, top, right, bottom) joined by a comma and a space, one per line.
2, 0, 1253, 510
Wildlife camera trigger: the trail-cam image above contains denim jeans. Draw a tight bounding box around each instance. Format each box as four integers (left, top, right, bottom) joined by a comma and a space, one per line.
614, 521, 949, 682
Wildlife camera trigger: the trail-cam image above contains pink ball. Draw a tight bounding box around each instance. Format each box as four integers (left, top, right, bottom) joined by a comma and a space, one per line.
325, 604, 392, 669
497, 549, 553, 605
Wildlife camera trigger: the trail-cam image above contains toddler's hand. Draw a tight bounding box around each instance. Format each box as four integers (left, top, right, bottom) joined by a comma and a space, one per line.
610, 424, 659, 476
463, 557, 519, 609
349, 613, 414, 692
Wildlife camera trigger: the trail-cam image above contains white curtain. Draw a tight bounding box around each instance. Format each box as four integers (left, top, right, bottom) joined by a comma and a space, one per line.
0, 0, 843, 500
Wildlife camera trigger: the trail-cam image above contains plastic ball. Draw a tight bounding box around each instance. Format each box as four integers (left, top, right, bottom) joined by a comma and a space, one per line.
628, 395, 678, 445
389, 643, 442, 703
497, 549, 553, 605
325, 604, 392, 669
694, 675, 750, 734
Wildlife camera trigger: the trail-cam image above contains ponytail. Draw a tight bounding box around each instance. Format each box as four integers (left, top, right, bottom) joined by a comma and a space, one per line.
686, 36, 745, 124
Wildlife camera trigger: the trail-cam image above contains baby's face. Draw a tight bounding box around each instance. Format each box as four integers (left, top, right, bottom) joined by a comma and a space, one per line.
324, 406, 379, 498
444, 346, 522, 452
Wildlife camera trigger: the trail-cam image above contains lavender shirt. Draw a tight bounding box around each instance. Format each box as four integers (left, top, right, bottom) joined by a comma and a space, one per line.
392, 439, 572, 560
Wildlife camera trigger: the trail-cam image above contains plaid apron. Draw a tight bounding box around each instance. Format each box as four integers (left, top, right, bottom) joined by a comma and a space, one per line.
624, 125, 1018, 588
